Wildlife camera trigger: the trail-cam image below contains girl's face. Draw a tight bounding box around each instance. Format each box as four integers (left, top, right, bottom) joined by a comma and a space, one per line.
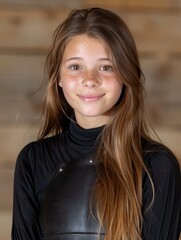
59, 34, 123, 128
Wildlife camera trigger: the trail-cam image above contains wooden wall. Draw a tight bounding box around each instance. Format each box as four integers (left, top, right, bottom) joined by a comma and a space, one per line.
0, 1, 181, 239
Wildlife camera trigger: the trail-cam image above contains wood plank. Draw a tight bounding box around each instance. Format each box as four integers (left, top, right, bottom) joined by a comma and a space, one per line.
120, 0, 176, 8
121, 12, 181, 54
0, 54, 45, 123
0, 91, 42, 123
154, 127, 181, 164
0, 211, 12, 240
0, 0, 179, 9
85, 0, 178, 8
0, 0, 84, 9
141, 58, 181, 126
0, 170, 14, 210
0, 125, 39, 168
177, 0, 181, 8
0, 9, 181, 54
0, 54, 45, 87
0, 9, 68, 50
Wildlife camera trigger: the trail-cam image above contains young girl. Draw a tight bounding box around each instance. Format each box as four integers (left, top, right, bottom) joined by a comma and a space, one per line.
12, 7, 181, 240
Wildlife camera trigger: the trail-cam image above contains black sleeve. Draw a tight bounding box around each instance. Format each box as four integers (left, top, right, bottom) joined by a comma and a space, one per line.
12, 143, 42, 240
142, 150, 181, 240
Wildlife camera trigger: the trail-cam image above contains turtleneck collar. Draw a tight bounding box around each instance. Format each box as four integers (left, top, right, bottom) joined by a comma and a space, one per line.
68, 120, 104, 147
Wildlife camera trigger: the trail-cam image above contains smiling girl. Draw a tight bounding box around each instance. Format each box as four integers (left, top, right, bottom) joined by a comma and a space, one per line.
12, 8, 181, 240
59, 34, 123, 128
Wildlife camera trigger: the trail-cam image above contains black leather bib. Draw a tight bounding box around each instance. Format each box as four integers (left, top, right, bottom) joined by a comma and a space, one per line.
40, 157, 105, 239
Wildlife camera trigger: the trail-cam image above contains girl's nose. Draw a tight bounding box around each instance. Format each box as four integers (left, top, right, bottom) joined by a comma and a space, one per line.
81, 70, 101, 88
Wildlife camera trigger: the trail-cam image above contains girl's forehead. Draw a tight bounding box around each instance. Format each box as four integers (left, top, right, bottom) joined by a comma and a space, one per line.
62, 34, 112, 58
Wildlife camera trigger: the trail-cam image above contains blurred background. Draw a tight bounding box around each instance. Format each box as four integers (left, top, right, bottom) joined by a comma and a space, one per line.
0, 0, 181, 239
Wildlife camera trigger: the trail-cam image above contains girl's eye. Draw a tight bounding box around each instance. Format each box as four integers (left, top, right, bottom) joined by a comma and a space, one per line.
69, 65, 81, 71
100, 65, 113, 71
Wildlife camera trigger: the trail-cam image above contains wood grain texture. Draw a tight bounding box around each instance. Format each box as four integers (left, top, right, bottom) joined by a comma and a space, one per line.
0, 0, 84, 9
141, 58, 181, 126
121, 12, 181, 54
85, 0, 178, 8
0, 9, 68, 50
0, 9, 181, 54
0, 0, 180, 9
0, 54, 45, 123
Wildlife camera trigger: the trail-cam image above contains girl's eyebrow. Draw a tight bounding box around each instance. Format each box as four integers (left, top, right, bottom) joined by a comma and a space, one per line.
98, 58, 112, 62
65, 57, 112, 62
65, 57, 83, 62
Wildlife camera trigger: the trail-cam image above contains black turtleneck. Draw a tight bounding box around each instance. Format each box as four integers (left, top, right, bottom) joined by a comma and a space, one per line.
12, 121, 181, 240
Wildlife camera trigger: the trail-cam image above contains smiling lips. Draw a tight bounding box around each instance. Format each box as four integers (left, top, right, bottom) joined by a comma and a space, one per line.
77, 94, 105, 102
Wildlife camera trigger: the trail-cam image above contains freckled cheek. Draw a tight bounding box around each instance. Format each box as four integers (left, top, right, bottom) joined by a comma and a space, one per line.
61, 78, 79, 97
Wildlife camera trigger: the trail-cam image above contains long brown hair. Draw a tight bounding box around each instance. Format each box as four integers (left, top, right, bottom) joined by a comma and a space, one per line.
39, 8, 154, 239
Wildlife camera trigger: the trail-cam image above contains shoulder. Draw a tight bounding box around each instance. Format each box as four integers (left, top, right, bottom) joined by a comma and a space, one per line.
15, 132, 68, 194
16, 141, 36, 170
142, 140, 180, 175
16, 132, 66, 176
17, 134, 59, 160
